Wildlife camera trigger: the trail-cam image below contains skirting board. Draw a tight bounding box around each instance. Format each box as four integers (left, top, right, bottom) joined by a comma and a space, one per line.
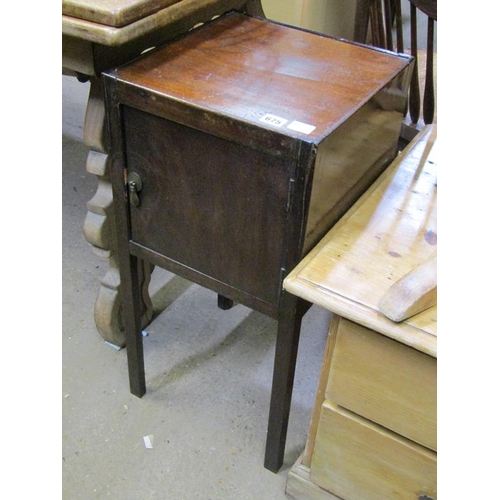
285, 454, 341, 500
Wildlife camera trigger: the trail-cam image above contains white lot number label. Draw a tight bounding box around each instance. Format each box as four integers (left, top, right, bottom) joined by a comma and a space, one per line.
259, 114, 288, 127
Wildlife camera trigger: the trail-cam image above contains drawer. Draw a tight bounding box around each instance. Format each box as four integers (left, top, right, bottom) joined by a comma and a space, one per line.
326, 318, 436, 451
311, 402, 437, 500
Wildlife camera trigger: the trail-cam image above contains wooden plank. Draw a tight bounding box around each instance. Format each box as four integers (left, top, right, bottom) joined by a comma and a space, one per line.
62, 0, 181, 27
62, 0, 250, 45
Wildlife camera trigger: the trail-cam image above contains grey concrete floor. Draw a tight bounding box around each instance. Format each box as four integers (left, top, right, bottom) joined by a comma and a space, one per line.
62, 74, 332, 499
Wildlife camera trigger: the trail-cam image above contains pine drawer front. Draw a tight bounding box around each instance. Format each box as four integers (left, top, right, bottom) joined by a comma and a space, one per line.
311, 402, 437, 500
326, 318, 436, 451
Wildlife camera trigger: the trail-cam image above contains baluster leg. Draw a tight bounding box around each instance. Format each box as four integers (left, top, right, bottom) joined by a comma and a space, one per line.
82, 76, 153, 347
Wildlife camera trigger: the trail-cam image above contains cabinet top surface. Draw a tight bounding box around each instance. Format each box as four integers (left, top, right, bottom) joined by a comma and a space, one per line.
109, 12, 411, 142
285, 126, 438, 356
62, 0, 181, 27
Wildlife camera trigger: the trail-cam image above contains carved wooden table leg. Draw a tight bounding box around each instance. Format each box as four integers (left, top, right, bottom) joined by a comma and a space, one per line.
82, 77, 153, 347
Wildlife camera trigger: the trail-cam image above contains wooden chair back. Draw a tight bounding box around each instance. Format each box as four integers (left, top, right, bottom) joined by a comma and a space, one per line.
353, 0, 437, 145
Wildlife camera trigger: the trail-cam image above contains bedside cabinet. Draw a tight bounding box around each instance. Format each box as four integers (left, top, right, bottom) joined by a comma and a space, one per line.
103, 11, 412, 471
285, 126, 437, 497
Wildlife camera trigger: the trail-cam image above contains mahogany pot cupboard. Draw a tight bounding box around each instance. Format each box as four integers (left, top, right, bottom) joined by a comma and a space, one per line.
103, 12, 412, 471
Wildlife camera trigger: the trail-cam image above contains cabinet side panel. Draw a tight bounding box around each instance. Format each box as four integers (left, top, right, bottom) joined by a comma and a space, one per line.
304, 96, 402, 252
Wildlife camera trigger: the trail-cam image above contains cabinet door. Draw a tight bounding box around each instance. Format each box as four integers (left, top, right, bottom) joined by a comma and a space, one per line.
123, 106, 292, 306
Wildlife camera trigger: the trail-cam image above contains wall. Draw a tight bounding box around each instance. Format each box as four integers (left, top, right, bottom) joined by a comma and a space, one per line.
261, 0, 356, 39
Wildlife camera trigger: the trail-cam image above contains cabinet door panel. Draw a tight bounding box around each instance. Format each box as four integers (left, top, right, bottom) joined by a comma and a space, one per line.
123, 106, 291, 306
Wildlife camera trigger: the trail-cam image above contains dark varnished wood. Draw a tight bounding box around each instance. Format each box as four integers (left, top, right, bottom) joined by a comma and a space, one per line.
408, 0, 436, 128
217, 295, 234, 310
104, 12, 412, 472
412, 0, 437, 20
123, 105, 290, 307
264, 292, 310, 472
423, 17, 435, 124
112, 13, 410, 143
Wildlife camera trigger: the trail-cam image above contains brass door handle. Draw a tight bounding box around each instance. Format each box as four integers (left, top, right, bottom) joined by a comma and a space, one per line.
128, 172, 143, 208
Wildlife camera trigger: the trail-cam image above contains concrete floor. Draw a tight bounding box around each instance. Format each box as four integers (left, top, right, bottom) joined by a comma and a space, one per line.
62, 74, 332, 499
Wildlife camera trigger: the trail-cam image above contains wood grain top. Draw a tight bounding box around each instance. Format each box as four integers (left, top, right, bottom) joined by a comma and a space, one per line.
62, 0, 181, 27
62, 0, 248, 46
111, 13, 411, 142
285, 125, 437, 356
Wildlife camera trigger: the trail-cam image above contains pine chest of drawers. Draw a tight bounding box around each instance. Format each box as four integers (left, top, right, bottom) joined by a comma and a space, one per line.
103, 11, 412, 471
284, 126, 437, 497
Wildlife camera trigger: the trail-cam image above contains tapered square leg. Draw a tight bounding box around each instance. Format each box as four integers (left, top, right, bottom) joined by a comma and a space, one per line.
121, 254, 147, 397
217, 294, 234, 310
264, 293, 307, 472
